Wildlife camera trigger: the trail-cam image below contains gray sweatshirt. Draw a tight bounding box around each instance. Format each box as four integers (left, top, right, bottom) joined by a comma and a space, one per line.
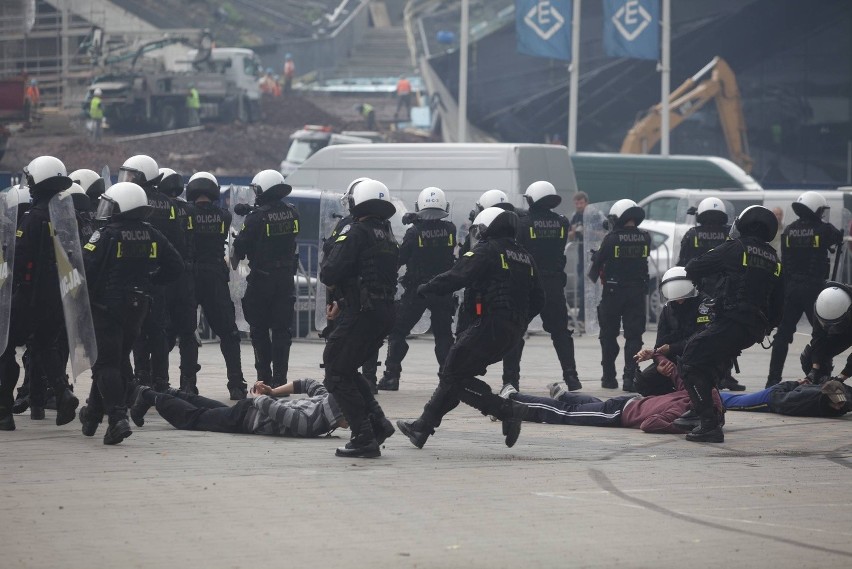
242, 379, 344, 437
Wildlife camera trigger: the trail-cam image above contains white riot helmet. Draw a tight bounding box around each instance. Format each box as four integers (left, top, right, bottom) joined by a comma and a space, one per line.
118, 154, 161, 188
70, 168, 105, 201
96, 182, 151, 220
470, 207, 519, 242
186, 172, 220, 202
792, 191, 829, 221
415, 186, 450, 220
342, 177, 372, 210
815, 285, 852, 334
524, 180, 561, 209
608, 199, 645, 227
59, 182, 91, 212
659, 266, 697, 302
23, 155, 72, 199
250, 169, 292, 202
476, 189, 510, 212
157, 167, 183, 198
93, 88, 103, 96
696, 197, 728, 225
349, 178, 396, 219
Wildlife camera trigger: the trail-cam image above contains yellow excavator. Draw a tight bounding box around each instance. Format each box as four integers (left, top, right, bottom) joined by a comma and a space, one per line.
620, 56, 753, 174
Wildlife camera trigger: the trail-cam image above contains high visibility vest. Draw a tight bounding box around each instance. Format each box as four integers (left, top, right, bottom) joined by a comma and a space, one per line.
396, 78, 412, 95
361, 103, 374, 117
89, 96, 104, 120
186, 88, 200, 109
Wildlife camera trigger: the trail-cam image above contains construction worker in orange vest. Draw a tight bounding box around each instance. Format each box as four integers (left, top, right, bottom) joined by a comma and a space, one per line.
24, 78, 40, 122
394, 74, 412, 120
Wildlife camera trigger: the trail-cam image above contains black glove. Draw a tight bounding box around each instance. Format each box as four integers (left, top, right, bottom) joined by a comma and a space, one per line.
402, 212, 417, 225
416, 284, 430, 299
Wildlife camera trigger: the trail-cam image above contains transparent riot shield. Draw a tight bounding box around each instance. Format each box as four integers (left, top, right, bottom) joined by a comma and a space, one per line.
396, 265, 431, 335
228, 185, 255, 332
0, 188, 19, 353
315, 191, 347, 331
673, 194, 737, 267
834, 208, 852, 284
583, 201, 616, 337
49, 192, 97, 381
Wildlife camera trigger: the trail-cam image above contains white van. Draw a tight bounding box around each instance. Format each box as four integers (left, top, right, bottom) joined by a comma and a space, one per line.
283, 143, 579, 231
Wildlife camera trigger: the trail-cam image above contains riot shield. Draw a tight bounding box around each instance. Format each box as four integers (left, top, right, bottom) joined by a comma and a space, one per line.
315, 191, 347, 331
0, 188, 19, 353
834, 208, 852, 284
396, 265, 430, 335
228, 185, 255, 332
49, 192, 97, 381
583, 201, 616, 337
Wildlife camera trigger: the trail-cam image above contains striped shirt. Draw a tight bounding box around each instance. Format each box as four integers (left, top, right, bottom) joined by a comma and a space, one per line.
243, 379, 344, 437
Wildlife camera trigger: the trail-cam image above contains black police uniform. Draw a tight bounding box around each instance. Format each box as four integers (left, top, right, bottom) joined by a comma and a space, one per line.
767, 216, 841, 386
503, 207, 579, 389
163, 197, 199, 393
189, 201, 247, 396
380, 216, 457, 389
232, 197, 299, 386
411, 233, 545, 438
132, 186, 185, 391
321, 215, 381, 386
676, 222, 731, 298
635, 294, 713, 396
320, 216, 397, 449
588, 224, 651, 387
683, 237, 784, 434
799, 283, 852, 382
81, 217, 183, 434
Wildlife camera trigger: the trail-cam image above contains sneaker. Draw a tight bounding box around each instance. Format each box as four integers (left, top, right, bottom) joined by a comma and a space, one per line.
377, 375, 399, 391
130, 385, 153, 427
601, 377, 619, 389
55, 389, 79, 426
396, 419, 432, 449
499, 383, 518, 399
720, 376, 746, 391
79, 405, 102, 437
502, 401, 527, 448
228, 384, 248, 401
0, 413, 15, 431
548, 382, 568, 399
103, 419, 132, 445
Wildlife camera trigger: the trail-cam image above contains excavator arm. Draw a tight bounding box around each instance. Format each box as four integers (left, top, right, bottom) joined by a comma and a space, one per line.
620, 57, 753, 173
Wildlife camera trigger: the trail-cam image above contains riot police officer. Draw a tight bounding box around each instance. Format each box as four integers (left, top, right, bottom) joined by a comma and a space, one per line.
0, 156, 79, 431
186, 172, 247, 399
588, 199, 651, 390
397, 207, 544, 450
321, 179, 398, 458
681, 206, 784, 442
676, 197, 731, 297
232, 170, 299, 388
69, 168, 105, 208
503, 181, 581, 391
766, 192, 842, 387
378, 186, 457, 391
800, 283, 852, 383
158, 167, 200, 394
79, 182, 183, 444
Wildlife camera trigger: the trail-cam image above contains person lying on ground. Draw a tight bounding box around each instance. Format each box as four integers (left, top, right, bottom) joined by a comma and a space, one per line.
721, 378, 850, 417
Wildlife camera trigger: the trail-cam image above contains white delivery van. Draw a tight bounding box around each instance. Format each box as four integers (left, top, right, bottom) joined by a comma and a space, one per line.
283, 143, 579, 231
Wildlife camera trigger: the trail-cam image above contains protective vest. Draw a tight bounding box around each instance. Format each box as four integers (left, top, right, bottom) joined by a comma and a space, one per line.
324, 215, 352, 258
600, 228, 650, 287
402, 219, 456, 286
145, 188, 183, 253
89, 96, 103, 120
190, 202, 228, 264
87, 220, 162, 302
356, 218, 399, 297
169, 197, 193, 260
471, 238, 537, 318
781, 218, 837, 280
245, 202, 299, 270
680, 224, 730, 264
659, 295, 712, 344
396, 78, 412, 95
76, 211, 97, 243
518, 209, 569, 273
186, 88, 200, 109
720, 238, 781, 323
361, 103, 374, 117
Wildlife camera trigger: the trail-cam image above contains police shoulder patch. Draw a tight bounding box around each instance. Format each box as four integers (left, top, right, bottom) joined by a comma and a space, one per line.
464, 251, 474, 257
88, 230, 101, 243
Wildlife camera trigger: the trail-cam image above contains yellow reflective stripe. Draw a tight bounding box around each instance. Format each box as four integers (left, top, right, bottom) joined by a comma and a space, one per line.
529, 227, 536, 239
169, 206, 176, 220
266, 224, 270, 237
335, 235, 347, 242
742, 252, 748, 266
785, 235, 790, 247
696, 316, 710, 323
775, 262, 781, 277
15, 230, 22, 237
694, 236, 699, 248
187, 217, 194, 230
463, 251, 474, 257
643, 245, 648, 257
560, 226, 565, 239
614, 246, 620, 258
241, 223, 246, 230
149, 242, 158, 258
499, 254, 509, 269
116, 242, 122, 258
48, 222, 54, 236
220, 221, 225, 234
814, 235, 820, 247
294, 219, 299, 234
448, 234, 454, 246
84, 243, 96, 251
418, 235, 423, 248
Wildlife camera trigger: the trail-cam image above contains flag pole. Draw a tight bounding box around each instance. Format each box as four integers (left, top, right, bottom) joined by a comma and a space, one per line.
458, 0, 469, 142
568, 0, 581, 153
660, 0, 671, 156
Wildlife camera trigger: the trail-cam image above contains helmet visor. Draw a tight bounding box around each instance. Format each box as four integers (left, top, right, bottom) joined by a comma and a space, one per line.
95, 195, 117, 220
118, 168, 146, 185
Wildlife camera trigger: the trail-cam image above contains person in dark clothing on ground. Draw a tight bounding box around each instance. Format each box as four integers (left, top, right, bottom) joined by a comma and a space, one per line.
129, 378, 364, 438
379, 186, 457, 391
0, 156, 79, 431
798, 283, 852, 383
232, 170, 299, 389
78, 182, 183, 444
766, 192, 842, 388
588, 199, 651, 391
680, 205, 784, 442
320, 179, 398, 458
503, 181, 581, 392
721, 379, 850, 417
186, 172, 247, 400
397, 207, 544, 450
633, 266, 713, 396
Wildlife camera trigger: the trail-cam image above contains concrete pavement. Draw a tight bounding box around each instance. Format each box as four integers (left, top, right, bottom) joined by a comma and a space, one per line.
1, 329, 851, 569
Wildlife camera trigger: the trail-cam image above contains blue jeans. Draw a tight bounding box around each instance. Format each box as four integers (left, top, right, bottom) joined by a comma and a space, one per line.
720, 388, 773, 411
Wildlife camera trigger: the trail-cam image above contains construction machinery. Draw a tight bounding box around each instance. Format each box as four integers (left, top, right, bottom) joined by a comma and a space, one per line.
621, 57, 753, 174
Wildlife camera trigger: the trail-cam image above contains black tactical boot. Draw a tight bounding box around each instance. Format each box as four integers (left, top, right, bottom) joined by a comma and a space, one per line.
55, 388, 79, 426
564, 372, 582, 392
30, 406, 45, 420
335, 421, 381, 458
79, 405, 102, 437
103, 418, 132, 445
500, 400, 528, 448
0, 412, 15, 431
227, 374, 248, 401
685, 416, 724, 443
396, 419, 433, 449
622, 376, 637, 393
370, 413, 396, 445
377, 373, 399, 391
720, 375, 746, 391
601, 377, 618, 389
179, 374, 198, 395
12, 395, 29, 414
152, 378, 170, 393
130, 385, 154, 427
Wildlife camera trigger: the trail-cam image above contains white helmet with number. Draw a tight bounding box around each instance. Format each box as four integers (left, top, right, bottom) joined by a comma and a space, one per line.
792, 191, 828, 220
96, 182, 151, 220
251, 169, 292, 201
415, 186, 450, 220
186, 171, 220, 202
471, 207, 519, 241
349, 178, 396, 219
815, 285, 852, 334
696, 197, 728, 225
118, 154, 161, 187
524, 180, 561, 209
659, 266, 697, 302
23, 155, 72, 199
608, 198, 645, 227
476, 189, 510, 211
